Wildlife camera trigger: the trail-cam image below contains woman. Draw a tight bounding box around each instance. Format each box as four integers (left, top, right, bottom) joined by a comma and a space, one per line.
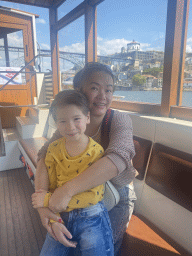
34, 62, 138, 255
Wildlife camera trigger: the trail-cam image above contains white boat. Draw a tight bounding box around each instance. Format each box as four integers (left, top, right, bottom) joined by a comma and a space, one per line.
113, 95, 125, 100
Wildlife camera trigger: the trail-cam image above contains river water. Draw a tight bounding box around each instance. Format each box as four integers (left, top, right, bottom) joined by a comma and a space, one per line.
114, 90, 192, 108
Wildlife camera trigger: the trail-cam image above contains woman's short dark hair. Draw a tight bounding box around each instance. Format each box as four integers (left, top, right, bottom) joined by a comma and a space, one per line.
50, 90, 90, 122
73, 62, 114, 90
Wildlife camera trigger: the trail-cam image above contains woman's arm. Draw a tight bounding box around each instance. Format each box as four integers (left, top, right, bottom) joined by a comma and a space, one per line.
105, 111, 135, 172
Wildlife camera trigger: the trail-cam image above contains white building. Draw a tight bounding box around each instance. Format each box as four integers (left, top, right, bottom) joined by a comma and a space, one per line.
127, 40, 140, 52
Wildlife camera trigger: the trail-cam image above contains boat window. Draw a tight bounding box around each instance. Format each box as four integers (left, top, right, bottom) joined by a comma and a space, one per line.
97, 0, 167, 104
0, 38, 5, 67
7, 30, 24, 67
146, 143, 192, 212
0, 30, 26, 85
58, 16, 85, 91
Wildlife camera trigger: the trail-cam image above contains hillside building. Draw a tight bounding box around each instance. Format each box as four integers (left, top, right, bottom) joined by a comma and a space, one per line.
127, 40, 140, 52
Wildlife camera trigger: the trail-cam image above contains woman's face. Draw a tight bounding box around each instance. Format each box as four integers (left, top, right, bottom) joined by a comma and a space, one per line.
82, 71, 114, 117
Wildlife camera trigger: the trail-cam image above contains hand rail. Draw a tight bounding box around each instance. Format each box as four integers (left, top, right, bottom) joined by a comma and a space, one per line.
0, 117, 5, 157
0, 54, 50, 91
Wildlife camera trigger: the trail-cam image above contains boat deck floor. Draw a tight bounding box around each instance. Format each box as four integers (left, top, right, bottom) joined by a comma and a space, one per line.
0, 168, 46, 256
0, 168, 191, 256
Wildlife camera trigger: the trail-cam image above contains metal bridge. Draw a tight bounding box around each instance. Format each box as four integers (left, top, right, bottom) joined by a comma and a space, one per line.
0, 46, 129, 71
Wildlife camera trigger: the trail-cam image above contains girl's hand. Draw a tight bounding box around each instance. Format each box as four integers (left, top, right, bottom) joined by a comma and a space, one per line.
32, 189, 47, 208
52, 222, 77, 248
37, 207, 62, 240
49, 186, 72, 213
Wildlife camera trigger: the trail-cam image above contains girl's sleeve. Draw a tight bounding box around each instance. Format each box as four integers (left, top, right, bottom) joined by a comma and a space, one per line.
37, 130, 62, 161
44, 149, 62, 224
105, 111, 136, 175
45, 146, 57, 192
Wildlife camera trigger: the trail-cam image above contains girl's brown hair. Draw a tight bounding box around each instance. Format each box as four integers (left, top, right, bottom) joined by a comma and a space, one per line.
50, 90, 89, 121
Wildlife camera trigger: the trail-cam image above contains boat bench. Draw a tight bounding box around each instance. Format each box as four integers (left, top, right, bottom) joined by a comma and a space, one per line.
18, 137, 48, 185
120, 214, 185, 256
18, 112, 57, 185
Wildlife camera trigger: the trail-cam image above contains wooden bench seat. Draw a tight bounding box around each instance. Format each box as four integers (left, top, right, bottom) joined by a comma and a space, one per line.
18, 137, 48, 185
19, 137, 48, 168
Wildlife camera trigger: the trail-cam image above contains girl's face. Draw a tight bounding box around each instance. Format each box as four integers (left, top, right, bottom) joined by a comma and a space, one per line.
56, 105, 90, 142
82, 71, 114, 117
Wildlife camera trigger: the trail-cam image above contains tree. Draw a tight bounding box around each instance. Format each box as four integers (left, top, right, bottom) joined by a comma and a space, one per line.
132, 74, 146, 86
143, 66, 164, 77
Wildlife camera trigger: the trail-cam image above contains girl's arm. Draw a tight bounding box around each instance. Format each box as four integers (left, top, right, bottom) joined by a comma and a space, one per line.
33, 158, 62, 237
35, 158, 49, 191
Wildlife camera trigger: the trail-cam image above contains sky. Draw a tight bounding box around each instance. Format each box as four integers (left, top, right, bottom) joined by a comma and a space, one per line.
1, 0, 192, 70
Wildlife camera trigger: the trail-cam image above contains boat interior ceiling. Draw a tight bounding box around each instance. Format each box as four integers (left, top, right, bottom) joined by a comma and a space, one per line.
0, 0, 192, 255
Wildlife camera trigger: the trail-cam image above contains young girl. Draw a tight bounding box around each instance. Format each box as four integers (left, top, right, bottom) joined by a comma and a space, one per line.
32, 90, 114, 256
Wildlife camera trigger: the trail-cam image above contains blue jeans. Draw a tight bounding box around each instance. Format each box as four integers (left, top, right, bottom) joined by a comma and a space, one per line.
108, 185, 137, 256
40, 202, 114, 256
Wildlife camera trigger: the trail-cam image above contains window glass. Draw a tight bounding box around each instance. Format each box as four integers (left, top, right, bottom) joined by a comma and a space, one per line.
0, 38, 5, 67
0, 30, 26, 85
183, 1, 192, 107
7, 30, 26, 84
97, 0, 167, 104
0, 30, 24, 68
7, 30, 24, 67
58, 16, 85, 90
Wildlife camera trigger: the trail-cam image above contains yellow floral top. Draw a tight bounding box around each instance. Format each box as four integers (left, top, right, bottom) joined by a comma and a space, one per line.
44, 137, 104, 214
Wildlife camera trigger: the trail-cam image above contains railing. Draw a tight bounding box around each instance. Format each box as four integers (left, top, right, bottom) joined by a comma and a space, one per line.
0, 117, 5, 157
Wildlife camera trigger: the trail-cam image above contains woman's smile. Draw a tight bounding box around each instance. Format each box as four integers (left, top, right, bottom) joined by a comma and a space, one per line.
93, 102, 106, 107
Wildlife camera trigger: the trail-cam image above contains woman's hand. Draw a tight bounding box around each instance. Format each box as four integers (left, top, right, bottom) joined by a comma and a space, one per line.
32, 189, 47, 208
51, 222, 77, 248
49, 186, 72, 213
37, 207, 62, 240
